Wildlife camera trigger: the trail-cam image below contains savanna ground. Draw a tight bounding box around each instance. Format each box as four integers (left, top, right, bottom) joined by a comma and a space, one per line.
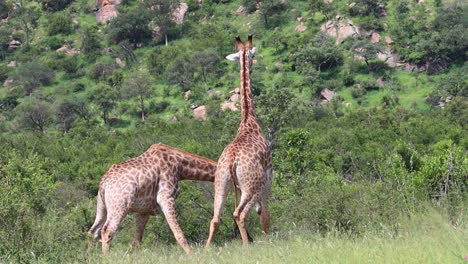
83, 208, 468, 264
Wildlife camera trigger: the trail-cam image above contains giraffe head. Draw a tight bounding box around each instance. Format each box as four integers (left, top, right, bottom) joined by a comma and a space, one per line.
226, 34, 256, 66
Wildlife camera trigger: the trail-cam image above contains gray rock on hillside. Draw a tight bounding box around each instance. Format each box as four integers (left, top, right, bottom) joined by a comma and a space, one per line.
321, 17, 360, 44
96, 0, 119, 24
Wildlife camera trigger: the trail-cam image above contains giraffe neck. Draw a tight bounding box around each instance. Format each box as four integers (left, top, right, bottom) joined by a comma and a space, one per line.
239, 49, 255, 123
175, 151, 217, 182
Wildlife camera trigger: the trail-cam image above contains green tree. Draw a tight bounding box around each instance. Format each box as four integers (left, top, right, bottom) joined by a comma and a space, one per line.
88, 84, 118, 124
38, 0, 74, 11
293, 33, 343, 72
8, 61, 55, 95
122, 70, 153, 122
47, 11, 73, 36
80, 26, 101, 55
165, 56, 195, 91
108, 8, 152, 47
10, 1, 41, 49
350, 37, 381, 72
191, 48, 221, 83
14, 97, 54, 132
259, 0, 288, 29
52, 94, 91, 127
144, 0, 179, 45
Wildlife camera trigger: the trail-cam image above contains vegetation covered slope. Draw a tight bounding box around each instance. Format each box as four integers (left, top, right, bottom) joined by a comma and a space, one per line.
0, 0, 466, 263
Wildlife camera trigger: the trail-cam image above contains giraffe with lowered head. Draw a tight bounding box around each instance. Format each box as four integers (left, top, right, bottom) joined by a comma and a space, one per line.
206, 35, 272, 247
88, 143, 217, 255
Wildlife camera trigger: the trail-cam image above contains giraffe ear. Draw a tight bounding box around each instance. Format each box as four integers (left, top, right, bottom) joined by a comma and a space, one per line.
251, 47, 257, 56
226, 52, 240, 61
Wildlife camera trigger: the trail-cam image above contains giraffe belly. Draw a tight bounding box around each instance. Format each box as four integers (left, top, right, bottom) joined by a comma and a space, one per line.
129, 184, 160, 214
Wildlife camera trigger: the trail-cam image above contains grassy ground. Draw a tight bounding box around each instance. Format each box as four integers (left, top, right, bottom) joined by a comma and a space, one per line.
80, 210, 467, 264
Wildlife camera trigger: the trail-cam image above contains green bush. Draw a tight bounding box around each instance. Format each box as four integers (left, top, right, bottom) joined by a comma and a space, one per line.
108, 8, 151, 46
39, 0, 74, 11
8, 61, 55, 95
47, 11, 73, 36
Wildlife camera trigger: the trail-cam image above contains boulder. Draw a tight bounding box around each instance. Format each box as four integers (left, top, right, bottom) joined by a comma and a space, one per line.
295, 23, 307, 33
7, 61, 17, 67
207, 89, 223, 98
56, 46, 80, 55
8, 40, 21, 50
115, 57, 125, 68
171, 2, 188, 25
3, 79, 13, 87
321, 18, 360, 44
377, 49, 400, 68
96, 0, 120, 24
229, 93, 240, 103
370, 32, 380, 43
184, 90, 191, 100
168, 116, 178, 122
230, 87, 240, 94
385, 36, 394, 45
193, 105, 207, 121
220, 101, 238, 111
236, 5, 245, 15
320, 88, 335, 102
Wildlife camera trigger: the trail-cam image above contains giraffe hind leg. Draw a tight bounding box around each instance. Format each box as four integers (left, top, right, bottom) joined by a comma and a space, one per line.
132, 213, 150, 251
100, 212, 126, 255
206, 169, 231, 248
234, 196, 257, 246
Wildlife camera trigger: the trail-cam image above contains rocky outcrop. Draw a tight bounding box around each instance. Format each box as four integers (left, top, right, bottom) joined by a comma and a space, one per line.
115, 57, 125, 68
3, 79, 13, 87
184, 90, 191, 100
8, 40, 21, 50
95, 0, 120, 24
376, 48, 427, 72
220, 88, 240, 112
295, 23, 307, 33
56, 45, 80, 55
370, 32, 380, 43
171, 3, 188, 24
7, 61, 17, 67
377, 49, 400, 68
385, 36, 394, 45
320, 88, 335, 102
220, 101, 238, 111
320, 17, 360, 44
207, 89, 223, 98
235, 5, 246, 15
193, 105, 207, 121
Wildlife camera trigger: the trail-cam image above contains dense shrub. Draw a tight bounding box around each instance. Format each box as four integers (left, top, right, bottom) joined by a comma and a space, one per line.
39, 0, 74, 11
108, 8, 152, 46
292, 33, 343, 72
47, 11, 73, 36
8, 61, 55, 95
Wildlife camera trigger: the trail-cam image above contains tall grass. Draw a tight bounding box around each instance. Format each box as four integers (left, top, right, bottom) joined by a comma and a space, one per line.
78, 208, 467, 264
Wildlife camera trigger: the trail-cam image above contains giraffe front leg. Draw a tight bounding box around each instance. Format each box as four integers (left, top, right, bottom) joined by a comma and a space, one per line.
157, 192, 191, 254
132, 213, 150, 251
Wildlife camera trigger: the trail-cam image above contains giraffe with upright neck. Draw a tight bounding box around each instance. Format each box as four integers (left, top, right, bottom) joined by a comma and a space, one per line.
87, 143, 217, 255
206, 35, 272, 247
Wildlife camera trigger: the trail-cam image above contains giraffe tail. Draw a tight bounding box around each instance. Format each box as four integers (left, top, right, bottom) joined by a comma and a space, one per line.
88, 188, 107, 240
229, 160, 239, 209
